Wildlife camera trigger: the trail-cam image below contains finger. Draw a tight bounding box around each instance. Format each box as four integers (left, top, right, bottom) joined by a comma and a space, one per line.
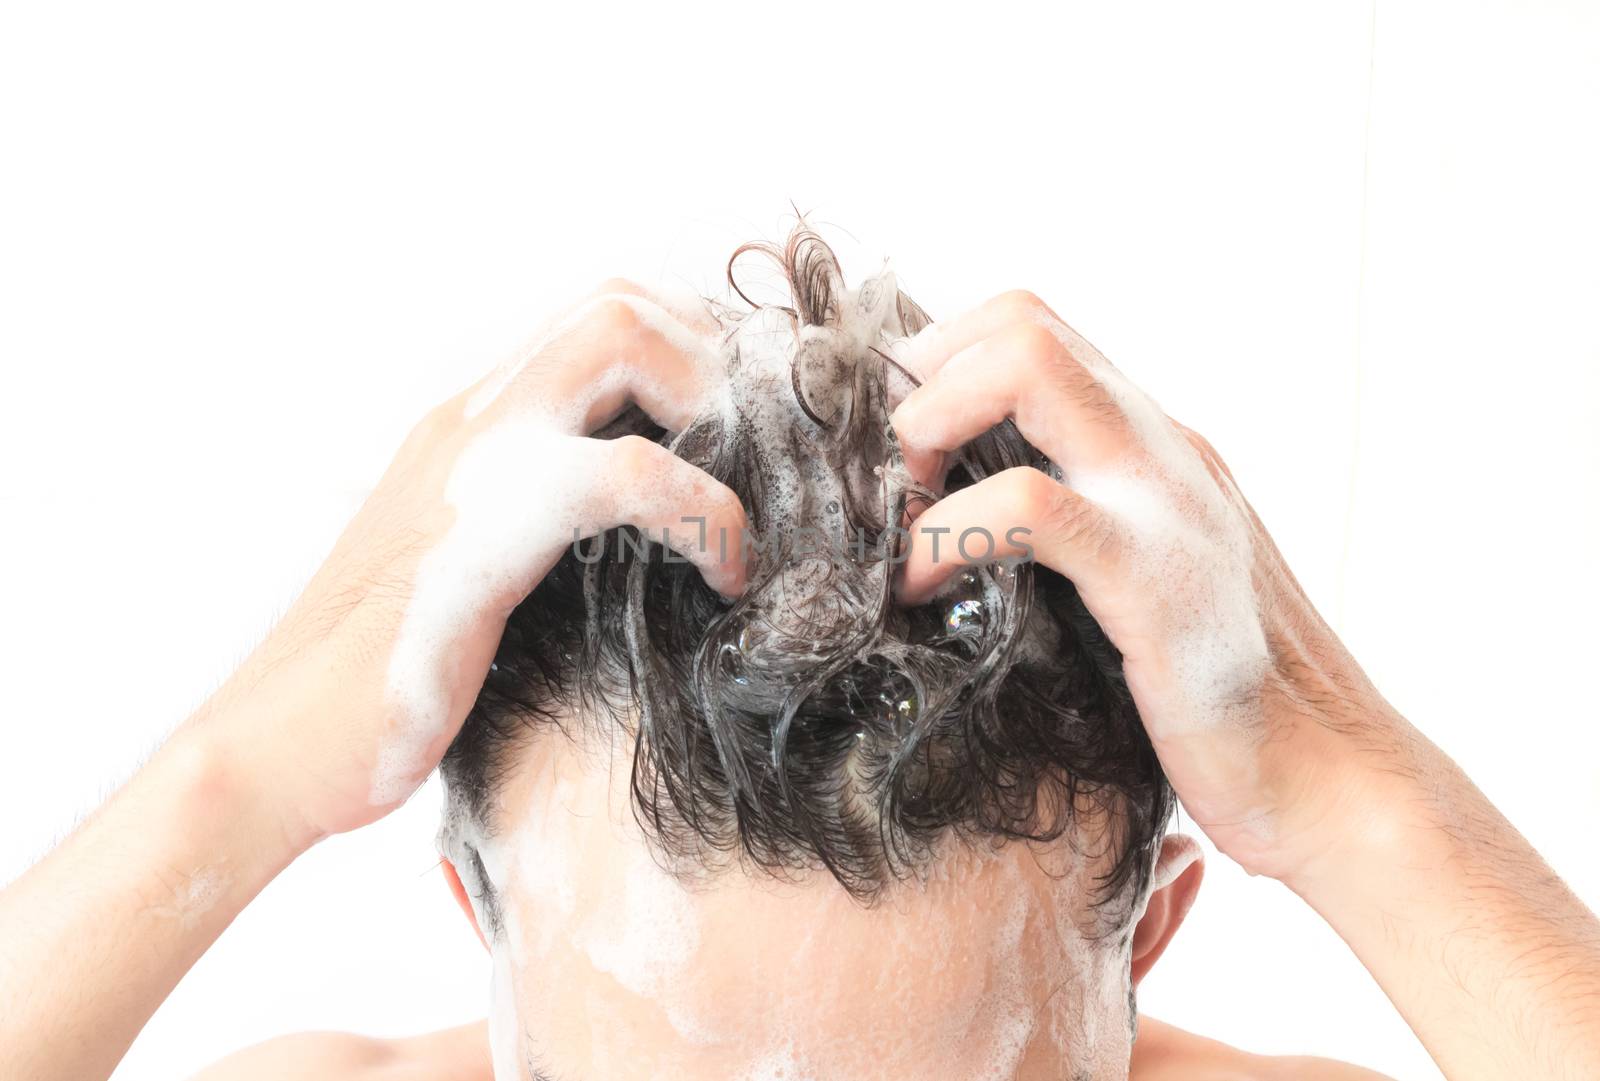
891, 320, 1133, 488
896, 466, 1116, 605
519, 278, 723, 355
894, 289, 1072, 382
468, 285, 723, 430
579, 434, 749, 597
538, 293, 726, 433
585, 277, 722, 337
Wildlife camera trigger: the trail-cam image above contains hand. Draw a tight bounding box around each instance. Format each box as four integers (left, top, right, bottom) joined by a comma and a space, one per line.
892, 293, 1600, 1081
184, 280, 747, 842
0, 282, 749, 1081
888, 290, 1404, 884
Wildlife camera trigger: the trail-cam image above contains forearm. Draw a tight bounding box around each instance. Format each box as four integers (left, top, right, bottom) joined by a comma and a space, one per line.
0, 725, 309, 1081
1288, 722, 1600, 1081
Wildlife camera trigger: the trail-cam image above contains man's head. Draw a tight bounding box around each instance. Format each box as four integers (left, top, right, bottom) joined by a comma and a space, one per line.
438, 228, 1200, 1080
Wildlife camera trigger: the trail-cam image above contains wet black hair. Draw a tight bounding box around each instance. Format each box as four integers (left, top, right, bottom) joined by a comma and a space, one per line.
441, 226, 1173, 919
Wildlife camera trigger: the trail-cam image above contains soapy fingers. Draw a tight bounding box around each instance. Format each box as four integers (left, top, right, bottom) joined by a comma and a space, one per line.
467, 283, 724, 433
895, 466, 1117, 605
0, 281, 747, 1081
587, 434, 747, 597
895, 289, 1080, 381
210, 283, 746, 840
450, 284, 744, 598
892, 290, 1600, 1081
366, 290, 744, 810
891, 318, 1136, 490
888, 289, 1328, 880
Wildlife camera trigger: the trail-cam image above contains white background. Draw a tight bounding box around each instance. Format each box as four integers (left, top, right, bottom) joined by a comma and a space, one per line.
2, 3, 1597, 1079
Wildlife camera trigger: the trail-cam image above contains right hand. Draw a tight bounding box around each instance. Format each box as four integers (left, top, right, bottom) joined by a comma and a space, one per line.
186, 280, 747, 843
889, 290, 1409, 884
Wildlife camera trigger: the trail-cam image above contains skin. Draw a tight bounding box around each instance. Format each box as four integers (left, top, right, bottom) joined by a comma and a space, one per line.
888, 290, 1600, 1079
439, 725, 1206, 1080
182, 1019, 1398, 1081
0, 283, 1594, 1080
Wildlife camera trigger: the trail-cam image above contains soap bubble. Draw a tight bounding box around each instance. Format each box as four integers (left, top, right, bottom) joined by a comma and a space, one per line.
718, 625, 755, 686
875, 681, 918, 734
945, 598, 984, 636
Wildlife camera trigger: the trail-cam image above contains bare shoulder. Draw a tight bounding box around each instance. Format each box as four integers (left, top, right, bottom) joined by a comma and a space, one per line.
1132, 1016, 1398, 1081
186, 1021, 491, 1081
187, 1015, 1391, 1081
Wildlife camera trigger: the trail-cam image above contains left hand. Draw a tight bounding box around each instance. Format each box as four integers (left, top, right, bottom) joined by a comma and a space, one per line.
888, 289, 1400, 884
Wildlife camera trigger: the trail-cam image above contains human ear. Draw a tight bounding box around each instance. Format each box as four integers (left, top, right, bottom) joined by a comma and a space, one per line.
441, 857, 489, 952
1129, 834, 1204, 986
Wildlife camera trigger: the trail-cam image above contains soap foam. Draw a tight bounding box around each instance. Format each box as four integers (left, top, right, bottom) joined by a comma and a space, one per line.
465, 727, 1138, 1081
465, 292, 721, 424
439, 274, 1154, 1080
573, 839, 702, 1000
148, 865, 231, 929
374, 429, 606, 805
1032, 310, 1271, 738
488, 943, 522, 1081
374, 293, 729, 806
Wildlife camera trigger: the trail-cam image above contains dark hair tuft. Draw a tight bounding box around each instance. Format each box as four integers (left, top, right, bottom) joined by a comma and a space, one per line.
443, 226, 1173, 917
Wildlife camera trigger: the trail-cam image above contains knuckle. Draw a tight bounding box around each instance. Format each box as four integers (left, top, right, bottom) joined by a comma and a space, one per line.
996, 288, 1049, 319
998, 324, 1110, 418
589, 294, 642, 333
992, 466, 1109, 554
1176, 420, 1228, 468
407, 399, 462, 448
592, 277, 645, 299
1065, 370, 1125, 427
999, 466, 1061, 521
608, 433, 661, 476
1003, 321, 1066, 376
1043, 488, 1110, 555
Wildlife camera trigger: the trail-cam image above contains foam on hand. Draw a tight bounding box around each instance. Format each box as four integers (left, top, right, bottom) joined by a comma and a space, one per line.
372, 430, 605, 806
1030, 309, 1270, 738
372, 292, 727, 807
428, 271, 1166, 1080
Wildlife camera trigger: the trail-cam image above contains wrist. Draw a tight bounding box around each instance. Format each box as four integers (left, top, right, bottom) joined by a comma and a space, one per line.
1271, 710, 1445, 904
1200, 683, 1423, 888
160, 716, 323, 874
187, 600, 401, 842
